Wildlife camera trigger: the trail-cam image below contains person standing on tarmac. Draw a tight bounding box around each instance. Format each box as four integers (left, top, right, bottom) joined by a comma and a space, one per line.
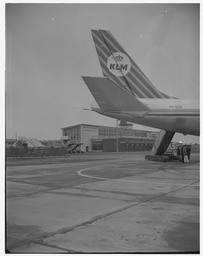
186, 145, 191, 162
177, 145, 181, 161
183, 145, 189, 163
181, 145, 184, 163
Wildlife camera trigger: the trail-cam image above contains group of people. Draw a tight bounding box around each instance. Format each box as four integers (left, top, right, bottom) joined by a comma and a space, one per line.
177, 144, 191, 163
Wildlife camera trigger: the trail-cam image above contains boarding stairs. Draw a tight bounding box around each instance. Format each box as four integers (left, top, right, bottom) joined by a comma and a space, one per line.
67, 143, 75, 153
69, 143, 83, 153
145, 130, 175, 161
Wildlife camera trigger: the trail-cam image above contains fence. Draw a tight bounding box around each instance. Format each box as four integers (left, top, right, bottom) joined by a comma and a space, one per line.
6, 147, 70, 158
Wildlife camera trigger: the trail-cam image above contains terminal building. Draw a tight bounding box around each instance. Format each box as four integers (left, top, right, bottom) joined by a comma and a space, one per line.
61, 123, 159, 152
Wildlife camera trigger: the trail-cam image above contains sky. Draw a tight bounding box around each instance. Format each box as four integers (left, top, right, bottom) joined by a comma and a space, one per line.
5, 3, 200, 143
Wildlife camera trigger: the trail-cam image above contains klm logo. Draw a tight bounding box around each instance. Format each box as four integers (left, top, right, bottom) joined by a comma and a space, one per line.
107, 52, 131, 77
109, 63, 128, 71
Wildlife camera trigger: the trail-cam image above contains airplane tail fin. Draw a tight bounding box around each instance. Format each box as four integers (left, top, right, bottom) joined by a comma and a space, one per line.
91, 29, 174, 99
82, 76, 149, 115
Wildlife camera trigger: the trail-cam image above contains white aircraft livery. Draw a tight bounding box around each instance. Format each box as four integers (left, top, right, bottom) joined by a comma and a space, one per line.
82, 30, 199, 138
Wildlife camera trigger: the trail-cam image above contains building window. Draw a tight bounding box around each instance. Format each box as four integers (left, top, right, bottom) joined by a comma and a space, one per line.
92, 140, 103, 151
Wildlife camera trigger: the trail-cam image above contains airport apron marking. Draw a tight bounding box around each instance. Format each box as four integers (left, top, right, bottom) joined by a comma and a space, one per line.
77, 166, 199, 187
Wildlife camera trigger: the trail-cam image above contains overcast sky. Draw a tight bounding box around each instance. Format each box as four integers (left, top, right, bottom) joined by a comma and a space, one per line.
5, 3, 199, 143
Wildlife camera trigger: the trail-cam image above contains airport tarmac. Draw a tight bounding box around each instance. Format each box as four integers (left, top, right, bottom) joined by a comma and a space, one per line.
6, 152, 199, 253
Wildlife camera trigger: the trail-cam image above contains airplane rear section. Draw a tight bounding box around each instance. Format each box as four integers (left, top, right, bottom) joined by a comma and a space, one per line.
83, 29, 199, 161
145, 130, 176, 161
83, 76, 177, 161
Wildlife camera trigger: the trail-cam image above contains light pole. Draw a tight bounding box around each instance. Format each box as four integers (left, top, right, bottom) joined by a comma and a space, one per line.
116, 119, 119, 152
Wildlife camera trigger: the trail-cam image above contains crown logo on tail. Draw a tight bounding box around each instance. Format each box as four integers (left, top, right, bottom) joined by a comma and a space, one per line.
112, 55, 124, 62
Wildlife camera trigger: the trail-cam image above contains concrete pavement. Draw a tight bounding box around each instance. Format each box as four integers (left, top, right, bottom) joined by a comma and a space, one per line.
6, 152, 199, 253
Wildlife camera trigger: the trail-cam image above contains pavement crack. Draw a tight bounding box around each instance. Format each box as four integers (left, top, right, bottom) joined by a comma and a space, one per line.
7, 233, 81, 253
40, 180, 200, 240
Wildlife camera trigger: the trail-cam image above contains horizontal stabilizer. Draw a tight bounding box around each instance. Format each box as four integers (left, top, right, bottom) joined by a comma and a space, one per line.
82, 76, 149, 114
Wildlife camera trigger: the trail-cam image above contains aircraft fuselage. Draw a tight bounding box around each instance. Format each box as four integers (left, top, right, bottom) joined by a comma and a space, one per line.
92, 98, 199, 136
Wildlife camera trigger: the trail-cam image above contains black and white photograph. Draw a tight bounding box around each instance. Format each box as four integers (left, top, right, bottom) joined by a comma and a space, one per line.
5, 2, 200, 253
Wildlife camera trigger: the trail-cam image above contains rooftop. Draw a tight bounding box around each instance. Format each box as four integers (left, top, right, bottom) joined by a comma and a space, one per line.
61, 123, 158, 133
